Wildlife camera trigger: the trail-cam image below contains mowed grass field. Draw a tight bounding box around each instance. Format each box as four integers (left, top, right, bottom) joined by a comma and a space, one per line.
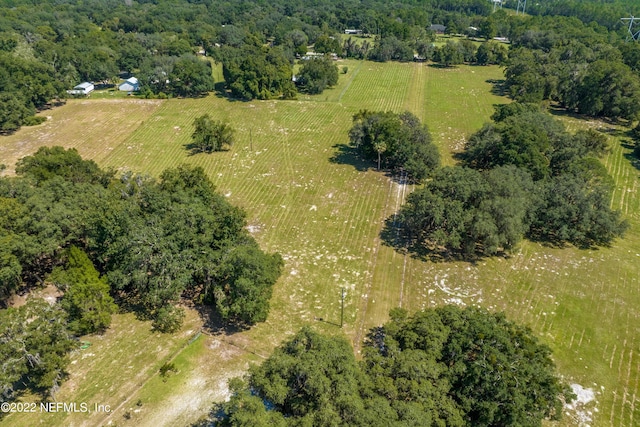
1, 61, 639, 427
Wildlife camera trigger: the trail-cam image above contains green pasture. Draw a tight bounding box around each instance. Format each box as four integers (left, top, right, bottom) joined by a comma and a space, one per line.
1, 61, 638, 426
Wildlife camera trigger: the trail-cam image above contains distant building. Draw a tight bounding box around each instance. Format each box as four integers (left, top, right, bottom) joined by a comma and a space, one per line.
344, 29, 362, 35
430, 24, 446, 34
118, 77, 140, 92
67, 82, 94, 96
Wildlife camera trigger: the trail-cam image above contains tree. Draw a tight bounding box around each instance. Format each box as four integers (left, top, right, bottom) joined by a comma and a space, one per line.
530, 174, 627, 247
368, 306, 574, 427
49, 246, 117, 335
462, 111, 565, 180
189, 114, 235, 153
220, 45, 295, 100
296, 56, 338, 94
313, 34, 342, 55
479, 18, 497, 40
348, 111, 440, 182
0, 92, 33, 134
169, 55, 215, 97
217, 307, 572, 427
398, 166, 533, 257
415, 40, 435, 61
16, 146, 113, 186
368, 36, 413, 62
573, 60, 640, 121
0, 299, 76, 400
210, 244, 283, 324
475, 42, 507, 65
434, 41, 464, 67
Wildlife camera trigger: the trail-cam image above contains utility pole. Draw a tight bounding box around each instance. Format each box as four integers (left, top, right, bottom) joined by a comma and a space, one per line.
622, 16, 640, 42
340, 287, 345, 328
516, 0, 527, 15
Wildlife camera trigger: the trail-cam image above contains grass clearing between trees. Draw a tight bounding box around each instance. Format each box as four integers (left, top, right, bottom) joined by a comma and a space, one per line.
1, 61, 639, 426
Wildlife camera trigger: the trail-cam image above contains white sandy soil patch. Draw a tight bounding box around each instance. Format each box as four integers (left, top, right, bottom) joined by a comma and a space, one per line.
135, 372, 238, 427
565, 383, 599, 427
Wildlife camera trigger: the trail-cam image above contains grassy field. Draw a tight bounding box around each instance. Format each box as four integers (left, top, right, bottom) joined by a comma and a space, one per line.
1, 61, 639, 426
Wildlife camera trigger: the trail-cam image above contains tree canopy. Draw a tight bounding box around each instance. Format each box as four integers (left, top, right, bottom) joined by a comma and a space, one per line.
49, 246, 117, 335
395, 105, 626, 257
348, 110, 440, 182
1, 148, 282, 332
217, 306, 573, 427
0, 147, 283, 401
188, 114, 235, 153
296, 56, 339, 95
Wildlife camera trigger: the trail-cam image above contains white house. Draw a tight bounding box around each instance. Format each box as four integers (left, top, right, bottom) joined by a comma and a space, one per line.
118, 77, 140, 92
67, 82, 94, 96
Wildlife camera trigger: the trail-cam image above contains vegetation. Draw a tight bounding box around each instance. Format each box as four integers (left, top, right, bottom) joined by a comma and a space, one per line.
3, 0, 640, 423
504, 16, 640, 121
398, 165, 533, 256
217, 44, 296, 100
296, 56, 339, 95
0, 299, 76, 400
349, 110, 440, 181
1, 60, 638, 426
49, 246, 117, 335
217, 306, 572, 427
0, 147, 282, 399
396, 106, 627, 257
188, 114, 235, 153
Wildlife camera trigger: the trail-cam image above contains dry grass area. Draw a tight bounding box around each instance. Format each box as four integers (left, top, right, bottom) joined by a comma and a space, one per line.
0, 98, 163, 175
1, 62, 638, 426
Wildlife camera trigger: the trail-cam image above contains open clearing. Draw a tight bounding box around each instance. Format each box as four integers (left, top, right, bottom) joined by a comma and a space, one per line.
1, 61, 639, 426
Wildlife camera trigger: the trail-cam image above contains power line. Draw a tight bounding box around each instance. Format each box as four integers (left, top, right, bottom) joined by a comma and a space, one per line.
621, 15, 640, 42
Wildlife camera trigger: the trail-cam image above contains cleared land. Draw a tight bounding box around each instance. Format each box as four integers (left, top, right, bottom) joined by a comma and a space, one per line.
1, 61, 638, 426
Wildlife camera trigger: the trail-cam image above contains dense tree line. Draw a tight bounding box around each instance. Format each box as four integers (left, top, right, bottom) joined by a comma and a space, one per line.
0, 0, 511, 127
4, 0, 631, 118
396, 105, 627, 257
0, 147, 282, 400
504, 15, 640, 121
216, 43, 296, 100
216, 306, 572, 427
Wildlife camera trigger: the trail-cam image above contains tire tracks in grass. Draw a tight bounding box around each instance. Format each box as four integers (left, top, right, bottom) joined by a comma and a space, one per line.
338, 61, 363, 103
353, 172, 410, 353
404, 63, 426, 121
353, 175, 394, 355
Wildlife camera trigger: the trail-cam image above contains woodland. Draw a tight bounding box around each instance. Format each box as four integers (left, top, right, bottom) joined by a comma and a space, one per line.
1, 0, 640, 425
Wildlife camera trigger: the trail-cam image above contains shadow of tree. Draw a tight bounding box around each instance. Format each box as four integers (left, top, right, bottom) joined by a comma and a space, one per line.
380, 214, 475, 263
623, 151, 640, 172
486, 79, 507, 97
182, 142, 231, 156
329, 143, 373, 172
191, 303, 251, 336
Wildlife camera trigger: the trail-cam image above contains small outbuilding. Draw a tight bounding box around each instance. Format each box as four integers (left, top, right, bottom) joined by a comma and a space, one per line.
430, 24, 446, 34
118, 77, 140, 92
67, 82, 94, 96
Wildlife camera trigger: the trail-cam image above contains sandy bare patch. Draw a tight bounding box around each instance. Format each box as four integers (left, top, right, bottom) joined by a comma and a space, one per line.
565, 383, 598, 427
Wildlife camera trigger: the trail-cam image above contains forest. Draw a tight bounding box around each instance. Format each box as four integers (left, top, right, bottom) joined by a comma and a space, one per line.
1, 0, 640, 425
3, 0, 640, 129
